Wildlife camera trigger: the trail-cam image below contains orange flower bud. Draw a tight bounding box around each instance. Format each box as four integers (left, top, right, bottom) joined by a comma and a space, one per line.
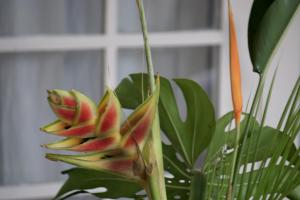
228, 2, 243, 123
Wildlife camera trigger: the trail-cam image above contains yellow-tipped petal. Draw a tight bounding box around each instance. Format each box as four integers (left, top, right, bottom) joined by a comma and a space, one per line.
41, 120, 96, 138
40, 120, 67, 133
42, 137, 84, 150
45, 153, 135, 177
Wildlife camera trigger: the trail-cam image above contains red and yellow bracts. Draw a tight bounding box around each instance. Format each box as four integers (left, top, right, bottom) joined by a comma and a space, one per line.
41, 78, 160, 179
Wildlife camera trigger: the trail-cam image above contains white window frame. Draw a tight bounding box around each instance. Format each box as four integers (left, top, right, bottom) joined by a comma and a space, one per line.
0, 0, 228, 199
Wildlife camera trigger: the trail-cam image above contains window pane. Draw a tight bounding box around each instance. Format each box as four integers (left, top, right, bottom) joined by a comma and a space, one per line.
0, 51, 103, 186
0, 0, 104, 36
118, 0, 221, 33
117, 47, 219, 109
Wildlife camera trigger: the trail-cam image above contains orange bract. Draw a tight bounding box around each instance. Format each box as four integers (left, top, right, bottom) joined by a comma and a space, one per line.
228, 1, 243, 123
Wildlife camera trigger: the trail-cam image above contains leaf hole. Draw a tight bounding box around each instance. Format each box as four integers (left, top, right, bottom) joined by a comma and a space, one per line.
224, 120, 235, 132
170, 81, 187, 122
219, 175, 229, 180
164, 170, 175, 179
174, 195, 181, 199
85, 187, 107, 193
179, 179, 186, 183
239, 160, 266, 174
175, 153, 185, 163
225, 148, 234, 154
161, 132, 172, 145
135, 190, 146, 195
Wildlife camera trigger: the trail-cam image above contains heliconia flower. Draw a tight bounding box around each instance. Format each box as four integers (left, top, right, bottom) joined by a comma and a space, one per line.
41, 77, 160, 179
95, 89, 122, 137
228, 1, 243, 123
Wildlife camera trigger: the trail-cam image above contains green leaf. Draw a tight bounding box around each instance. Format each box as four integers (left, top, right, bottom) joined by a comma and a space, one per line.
54, 168, 144, 200
204, 110, 299, 199
204, 112, 260, 169
288, 185, 300, 200
248, 0, 300, 74
116, 74, 213, 199
206, 165, 300, 199
116, 73, 216, 167
163, 144, 191, 200
189, 170, 206, 200
204, 112, 297, 170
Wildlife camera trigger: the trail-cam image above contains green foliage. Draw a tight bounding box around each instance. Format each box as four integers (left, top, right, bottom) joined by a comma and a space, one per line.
189, 170, 206, 200
116, 73, 215, 199
288, 185, 300, 200
248, 0, 300, 74
54, 168, 144, 200
204, 77, 300, 199
116, 74, 215, 167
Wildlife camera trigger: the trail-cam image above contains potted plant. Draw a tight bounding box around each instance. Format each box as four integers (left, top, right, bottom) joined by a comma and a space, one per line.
40, 0, 300, 199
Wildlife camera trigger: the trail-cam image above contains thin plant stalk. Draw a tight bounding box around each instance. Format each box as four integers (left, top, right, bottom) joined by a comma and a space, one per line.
244, 70, 277, 199
136, 0, 167, 199
227, 122, 241, 200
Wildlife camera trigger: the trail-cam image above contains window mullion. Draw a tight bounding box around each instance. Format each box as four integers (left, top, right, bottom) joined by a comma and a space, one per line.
104, 0, 118, 88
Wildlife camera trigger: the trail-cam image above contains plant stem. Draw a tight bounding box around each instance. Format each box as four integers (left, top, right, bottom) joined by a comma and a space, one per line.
136, 0, 167, 199
226, 121, 241, 200
136, 0, 155, 91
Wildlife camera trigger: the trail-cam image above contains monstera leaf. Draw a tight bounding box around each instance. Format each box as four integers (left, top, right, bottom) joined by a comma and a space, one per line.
248, 0, 300, 74
116, 74, 216, 167
54, 168, 144, 200
116, 73, 215, 199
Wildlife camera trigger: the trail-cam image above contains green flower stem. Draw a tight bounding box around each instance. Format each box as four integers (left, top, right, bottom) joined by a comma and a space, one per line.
136, 0, 155, 91
226, 121, 241, 200
136, 0, 167, 200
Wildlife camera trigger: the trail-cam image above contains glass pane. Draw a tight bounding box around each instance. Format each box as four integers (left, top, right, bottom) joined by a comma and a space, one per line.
0, 51, 103, 186
118, 0, 221, 33
0, 0, 104, 36
117, 47, 219, 109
